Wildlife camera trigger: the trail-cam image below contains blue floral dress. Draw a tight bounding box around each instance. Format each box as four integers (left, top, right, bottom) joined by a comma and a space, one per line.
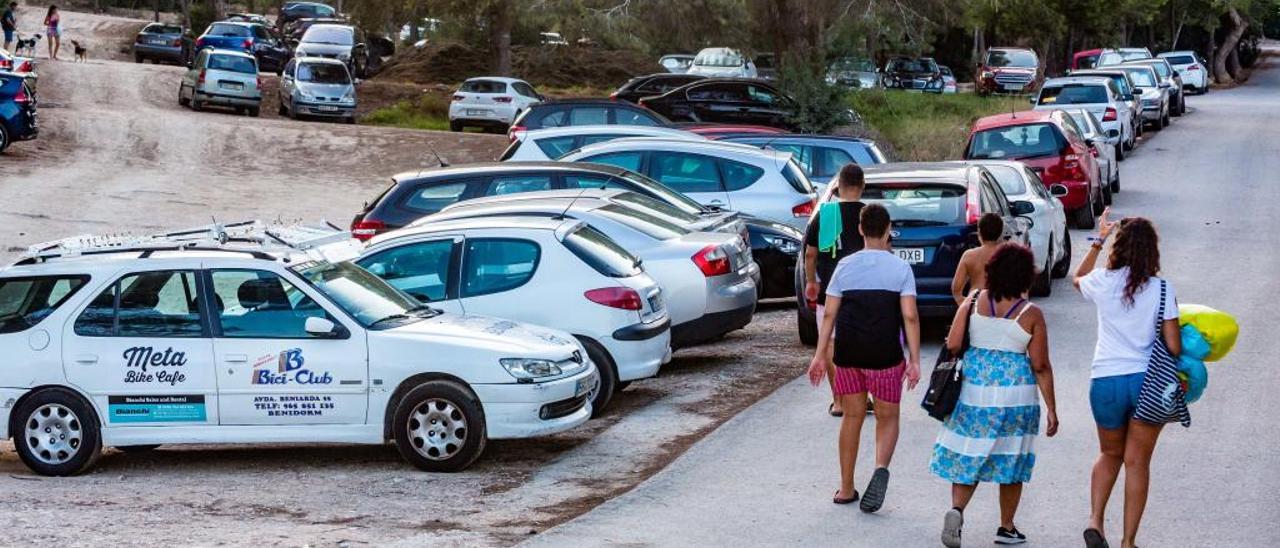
929, 300, 1040, 485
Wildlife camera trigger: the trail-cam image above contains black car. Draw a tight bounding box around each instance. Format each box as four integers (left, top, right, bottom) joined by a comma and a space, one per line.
277, 1, 337, 32
882, 56, 943, 91
509, 99, 669, 134
610, 73, 706, 103
637, 78, 799, 130
349, 162, 800, 299
249, 25, 290, 73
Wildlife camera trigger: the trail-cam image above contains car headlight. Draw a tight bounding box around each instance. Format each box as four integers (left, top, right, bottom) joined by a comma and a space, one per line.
500, 358, 562, 380
342, 90, 356, 102
981, 71, 994, 80
297, 89, 314, 101
763, 235, 801, 255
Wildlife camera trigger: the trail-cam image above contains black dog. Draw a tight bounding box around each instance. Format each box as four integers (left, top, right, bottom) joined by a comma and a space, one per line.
71, 39, 87, 62
14, 33, 41, 56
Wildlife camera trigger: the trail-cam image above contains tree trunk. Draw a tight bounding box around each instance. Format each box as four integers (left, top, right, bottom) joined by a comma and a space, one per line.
1214, 7, 1246, 84
487, 0, 513, 76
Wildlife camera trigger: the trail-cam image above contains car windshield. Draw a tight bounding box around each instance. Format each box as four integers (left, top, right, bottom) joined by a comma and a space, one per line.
1120, 50, 1151, 61
863, 183, 968, 226
987, 50, 1037, 68
461, 79, 507, 93
831, 58, 876, 72
207, 54, 257, 74
298, 62, 350, 83
694, 49, 744, 67
292, 261, 431, 328
596, 204, 690, 240
611, 191, 703, 225
303, 26, 353, 45
1163, 55, 1195, 65
145, 24, 183, 34
208, 23, 251, 37
968, 123, 1063, 160
983, 165, 1028, 196
562, 225, 642, 278
1123, 68, 1157, 87
889, 58, 937, 73
1038, 84, 1108, 105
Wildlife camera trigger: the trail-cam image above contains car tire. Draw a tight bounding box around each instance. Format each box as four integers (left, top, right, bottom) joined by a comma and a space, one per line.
798, 308, 818, 347
449, 121, 463, 132
392, 380, 487, 473
1161, 111, 1170, 128
1115, 142, 1125, 161
1111, 169, 1121, 194
248, 107, 260, 117
191, 95, 203, 112
1074, 201, 1096, 230
1101, 172, 1113, 206
0, 125, 9, 153
177, 84, 190, 107
277, 102, 286, 116
13, 387, 102, 477
576, 337, 617, 418
344, 116, 356, 125
1031, 246, 1052, 297
116, 444, 161, 453
1051, 228, 1072, 279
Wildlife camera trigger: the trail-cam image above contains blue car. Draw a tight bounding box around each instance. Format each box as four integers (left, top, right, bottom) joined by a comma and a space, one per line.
794, 163, 1033, 345
194, 21, 289, 73
716, 134, 888, 191
0, 72, 37, 153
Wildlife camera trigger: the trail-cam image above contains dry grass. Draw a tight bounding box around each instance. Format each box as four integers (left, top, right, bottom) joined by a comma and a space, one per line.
849, 90, 1030, 161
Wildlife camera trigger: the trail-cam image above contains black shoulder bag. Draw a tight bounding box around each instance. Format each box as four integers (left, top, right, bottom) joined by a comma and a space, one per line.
921, 293, 977, 421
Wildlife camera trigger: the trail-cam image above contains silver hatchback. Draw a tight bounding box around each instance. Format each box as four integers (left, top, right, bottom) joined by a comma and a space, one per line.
178, 48, 261, 116
279, 57, 357, 123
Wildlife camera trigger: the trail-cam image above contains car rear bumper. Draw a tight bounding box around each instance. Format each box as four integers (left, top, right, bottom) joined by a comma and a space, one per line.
471, 366, 596, 439
449, 104, 518, 126
196, 89, 262, 106
604, 320, 672, 382
671, 300, 755, 348
135, 44, 185, 60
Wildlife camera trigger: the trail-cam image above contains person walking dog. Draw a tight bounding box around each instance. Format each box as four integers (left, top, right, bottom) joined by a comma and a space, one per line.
804, 163, 867, 417
932, 243, 1058, 547
2, 2, 17, 53
808, 203, 921, 513
1074, 209, 1183, 548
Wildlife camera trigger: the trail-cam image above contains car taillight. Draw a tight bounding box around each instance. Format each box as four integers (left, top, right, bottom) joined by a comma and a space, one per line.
195, 37, 205, 48
13, 86, 30, 105
791, 199, 815, 217
966, 183, 981, 224
692, 245, 732, 277
243, 39, 253, 49
507, 125, 526, 142
492, 96, 513, 103
1187, 65, 1199, 71
584, 287, 642, 310
197, 69, 207, 85
452, 94, 465, 101
172, 38, 183, 47
1103, 107, 1117, 121
350, 219, 386, 241
608, 91, 618, 100
136, 34, 145, 43
17, 60, 32, 72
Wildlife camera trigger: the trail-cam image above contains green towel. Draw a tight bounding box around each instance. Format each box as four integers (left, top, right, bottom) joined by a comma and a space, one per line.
817, 201, 842, 257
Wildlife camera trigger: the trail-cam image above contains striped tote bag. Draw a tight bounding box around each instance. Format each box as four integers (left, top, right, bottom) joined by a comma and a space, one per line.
1133, 280, 1191, 427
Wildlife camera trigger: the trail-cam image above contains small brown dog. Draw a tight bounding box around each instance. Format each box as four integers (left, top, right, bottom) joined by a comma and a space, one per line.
72, 40, 87, 62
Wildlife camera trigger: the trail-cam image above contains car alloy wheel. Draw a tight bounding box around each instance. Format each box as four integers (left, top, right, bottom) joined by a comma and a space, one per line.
14, 388, 102, 476
408, 398, 468, 461
25, 403, 83, 466
392, 380, 486, 472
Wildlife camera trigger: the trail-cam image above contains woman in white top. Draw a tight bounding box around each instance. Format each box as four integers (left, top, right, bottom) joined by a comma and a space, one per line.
932, 243, 1058, 548
1074, 210, 1181, 548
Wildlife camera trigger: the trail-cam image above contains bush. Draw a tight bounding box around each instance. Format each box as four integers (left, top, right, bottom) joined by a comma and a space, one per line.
849, 90, 1029, 161
776, 59, 850, 134
362, 94, 452, 131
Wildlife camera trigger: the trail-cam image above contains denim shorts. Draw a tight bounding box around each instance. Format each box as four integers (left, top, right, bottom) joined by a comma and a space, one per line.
1089, 372, 1145, 429
3, 29, 13, 43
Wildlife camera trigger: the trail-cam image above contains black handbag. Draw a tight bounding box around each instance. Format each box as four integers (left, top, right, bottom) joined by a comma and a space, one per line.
922, 293, 976, 421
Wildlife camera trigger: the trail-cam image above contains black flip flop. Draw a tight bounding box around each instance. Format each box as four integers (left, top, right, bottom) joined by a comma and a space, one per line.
833, 490, 859, 504
828, 403, 844, 417
860, 467, 890, 513
1084, 528, 1110, 548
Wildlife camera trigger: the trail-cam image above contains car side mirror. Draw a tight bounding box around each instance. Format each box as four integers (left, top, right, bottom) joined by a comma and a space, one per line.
1049, 184, 1069, 197
1013, 215, 1034, 234
1028, 97, 1036, 105
305, 316, 345, 338
1084, 137, 1096, 147
1159, 82, 1171, 89
1106, 128, 1120, 139
1010, 200, 1035, 216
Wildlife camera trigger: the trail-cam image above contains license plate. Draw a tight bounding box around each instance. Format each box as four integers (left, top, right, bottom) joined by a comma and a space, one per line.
648, 294, 663, 312
318, 105, 339, 112
895, 248, 925, 264
574, 376, 593, 397
466, 108, 488, 116
1002, 83, 1024, 91
220, 82, 243, 91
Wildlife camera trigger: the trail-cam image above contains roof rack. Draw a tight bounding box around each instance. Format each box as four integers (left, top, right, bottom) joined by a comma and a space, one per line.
14, 220, 349, 265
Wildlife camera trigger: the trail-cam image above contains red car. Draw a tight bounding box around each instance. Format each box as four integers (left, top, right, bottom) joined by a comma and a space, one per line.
965, 110, 1103, 228
975, 47, 1042, 95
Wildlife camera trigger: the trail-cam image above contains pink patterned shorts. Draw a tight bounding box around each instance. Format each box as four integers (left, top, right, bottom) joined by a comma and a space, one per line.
831, 361, 906, 404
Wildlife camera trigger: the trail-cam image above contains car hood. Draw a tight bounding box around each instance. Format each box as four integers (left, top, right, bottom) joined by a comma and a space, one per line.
384, 312, 581, 361
297, 81, 353, 96
886, 70, 939, 80
988, 66, 1036, 74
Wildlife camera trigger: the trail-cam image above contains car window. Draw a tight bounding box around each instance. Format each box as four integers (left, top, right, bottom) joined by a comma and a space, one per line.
1123, 68, 1157, 87
208, 54, 257, 74
650, 152, 722, 193
486, 175, 552, 195
534, 136, 579, 159
987, 49, 1037, 68
863, 184, 967, 225
597, 204, 690, 240
746, 85, 779, 105
1059, 116, 1085, 142
565, 174, 622, 190
720, 160, 765, 191
1038, 85, 1108, 105
283, 59, 296, 76
402, 181, 471, 214
0, 275, 89, 334
579, 134, 632, 147
967, 123, 1063, 160
815, 147, 856, 178
462, 239, 539, 298
208, 23, 251, 37
302, 26, 353, 45
693, 49, 744, 67
780, 159, 815, 194
614, 108, 662, 126
1146, 62, 1170, 78
582, 151, 643, 172
210, 270, 331, 338
513, 82, 539, 97
1066, 112, 1099, 138
75, 271, 203, 337
569, 107, 609, 125
982, 179, 1010, 214
611, 191, 703, 224
1164, 55, 1195, 65
563, 225, 642, 278
984, 165, 1027, 196
298, 62, 350, 83
770, 144, 812, 174
252, 26, 271, 40
358, 239, 455, 303
686, 83, 748, 101
460, 80, 507, 94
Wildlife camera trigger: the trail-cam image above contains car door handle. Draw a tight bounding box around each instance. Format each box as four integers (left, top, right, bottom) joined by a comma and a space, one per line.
707, 200, 726, 206
223, 354, 249, 363
73, 354, 98, 365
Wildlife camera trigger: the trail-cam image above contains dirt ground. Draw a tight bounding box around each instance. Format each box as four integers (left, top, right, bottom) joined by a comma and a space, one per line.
1, 9, 818, 546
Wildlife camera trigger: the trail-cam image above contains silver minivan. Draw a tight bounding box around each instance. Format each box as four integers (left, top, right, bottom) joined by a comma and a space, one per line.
178, 48, 261, 116
278, 56, 357, 123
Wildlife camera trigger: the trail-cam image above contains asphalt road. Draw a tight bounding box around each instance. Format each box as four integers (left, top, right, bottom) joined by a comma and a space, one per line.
525, 60, 1280, 547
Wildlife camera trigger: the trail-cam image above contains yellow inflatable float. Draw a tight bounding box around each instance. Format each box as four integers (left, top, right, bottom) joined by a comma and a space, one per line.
1178, 304, 1240, 362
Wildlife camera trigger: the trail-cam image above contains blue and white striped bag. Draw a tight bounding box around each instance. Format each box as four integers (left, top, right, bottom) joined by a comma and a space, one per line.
1133, 280, 1191, 427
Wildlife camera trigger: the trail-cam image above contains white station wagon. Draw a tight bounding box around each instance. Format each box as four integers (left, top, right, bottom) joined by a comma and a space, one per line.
0, 223, 596, 476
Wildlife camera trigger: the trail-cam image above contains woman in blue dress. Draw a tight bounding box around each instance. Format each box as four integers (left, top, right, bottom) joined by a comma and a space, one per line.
931, 243, 1059, 547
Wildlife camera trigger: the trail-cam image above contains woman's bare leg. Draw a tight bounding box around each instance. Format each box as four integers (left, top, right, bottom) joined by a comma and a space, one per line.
1121, 420, 1164, 548
1089, 425, 1128, 537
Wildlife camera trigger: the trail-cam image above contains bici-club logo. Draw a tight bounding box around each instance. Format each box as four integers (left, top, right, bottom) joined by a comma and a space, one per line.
251, 348, 332, 385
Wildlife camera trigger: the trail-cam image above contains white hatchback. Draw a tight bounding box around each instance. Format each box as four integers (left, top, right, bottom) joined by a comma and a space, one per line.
449, 77, 543, 132
0, 224, 596, 476
358, 216, 671, 415
558, 138, 818, 231
500, 125, 705, 162
687, 47, 757, 78
1032, 76, 1134, 159
1157, 51, 1210, 94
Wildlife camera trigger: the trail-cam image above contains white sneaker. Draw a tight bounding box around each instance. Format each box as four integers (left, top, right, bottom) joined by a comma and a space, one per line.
941, 508, 962, 548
